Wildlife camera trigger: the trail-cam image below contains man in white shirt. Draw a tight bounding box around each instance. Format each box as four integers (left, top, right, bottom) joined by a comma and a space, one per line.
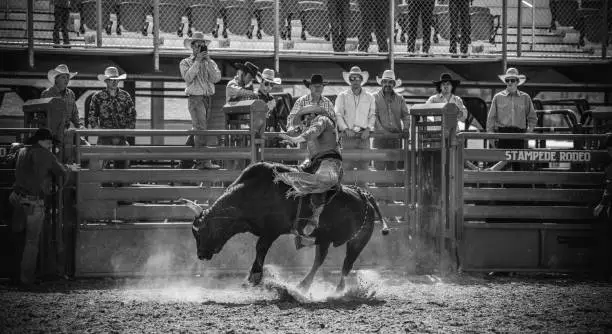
335, 66, 376, 172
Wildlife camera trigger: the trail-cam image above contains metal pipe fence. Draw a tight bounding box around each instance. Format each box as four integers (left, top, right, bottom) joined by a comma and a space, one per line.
1, 0, 610, 59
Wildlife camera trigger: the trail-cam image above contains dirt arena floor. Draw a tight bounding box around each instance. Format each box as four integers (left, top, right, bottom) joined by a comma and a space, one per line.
1, 268, 611, 333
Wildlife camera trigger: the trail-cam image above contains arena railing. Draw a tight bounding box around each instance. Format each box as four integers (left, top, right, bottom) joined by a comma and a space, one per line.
6, 0, 609, 68
455, 132, 608, 272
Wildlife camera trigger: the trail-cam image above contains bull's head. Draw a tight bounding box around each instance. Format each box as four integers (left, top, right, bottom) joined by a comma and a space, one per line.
182, 198, 226, 261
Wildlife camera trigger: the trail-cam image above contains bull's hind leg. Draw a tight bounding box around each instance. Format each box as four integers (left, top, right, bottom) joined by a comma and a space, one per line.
247, 235, 278, 286
298, 241, 330, 292
337, 233, 372, 293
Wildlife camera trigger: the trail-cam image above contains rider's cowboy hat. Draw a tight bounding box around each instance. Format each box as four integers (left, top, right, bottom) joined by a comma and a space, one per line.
183, 31, 211, 49
97, 66, 127, 81
288, 105, 327, 128
25, 128, 60, 145
47, 64, 77, 84
376, 70, 402, 88
303, 74, 328, 88
257, 68, 282, 85
342, 66, 369, 86
433, 73, 460, 87
233, 61, 260, 78
498, 67, 526, 86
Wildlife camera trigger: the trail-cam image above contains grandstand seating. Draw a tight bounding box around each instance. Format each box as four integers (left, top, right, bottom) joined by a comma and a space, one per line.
188, 1, 220, 38
159, 2, 184, 36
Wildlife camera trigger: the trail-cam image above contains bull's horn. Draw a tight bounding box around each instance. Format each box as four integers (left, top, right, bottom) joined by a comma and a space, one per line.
192, 225, 200, 232
180, 197, 203, 216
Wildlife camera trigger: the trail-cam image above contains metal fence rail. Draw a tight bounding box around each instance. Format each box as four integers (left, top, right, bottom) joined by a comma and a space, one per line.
0, 0, 609, 60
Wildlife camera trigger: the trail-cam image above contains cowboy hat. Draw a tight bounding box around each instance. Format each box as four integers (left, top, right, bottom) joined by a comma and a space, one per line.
288, 105, 327, 128
97, 66, 127, 81
498, 67, 527, 85
376, 70, 402, 88
342, 66, 369, 86
234, 61, 260, 78
183, 31, 211, 50
433, 73, 460, 86
47, 64, 77, 84
303, 74, 328, 88
257, 68, 282, 85
25, 128, 60, 145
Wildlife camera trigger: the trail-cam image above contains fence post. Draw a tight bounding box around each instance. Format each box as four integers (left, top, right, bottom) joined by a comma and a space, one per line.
602, 0, 608, 59
502, 0, 508, 70
153, 0, 160, 72
96, 0, 102, 47
27, 0, 34, 69
274, 0, 280, 73
389, 0, 395, 71
517, 0, 522, 57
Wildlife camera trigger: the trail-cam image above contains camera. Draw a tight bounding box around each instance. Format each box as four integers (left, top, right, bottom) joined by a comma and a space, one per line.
198, 43, 208, 54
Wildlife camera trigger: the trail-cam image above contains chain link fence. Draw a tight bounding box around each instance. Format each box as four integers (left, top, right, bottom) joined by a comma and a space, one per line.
0, 0, 609, 57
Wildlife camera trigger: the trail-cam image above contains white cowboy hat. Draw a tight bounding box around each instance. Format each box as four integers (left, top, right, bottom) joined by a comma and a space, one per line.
342, 66, 369, 86
97, 66, 127, 81
257, 68, 282, 85
47, 64, 77, 84
288, 105, 327, 129
498, 67, 527, 86
183, 31, 211, 50
376, 70, 402, 88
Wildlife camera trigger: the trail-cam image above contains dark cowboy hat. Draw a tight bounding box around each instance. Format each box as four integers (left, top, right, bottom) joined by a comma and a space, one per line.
433, 73, 461, 87
303, 74, 328, 88
25, 128, 60, 145
233, 61, 260, 78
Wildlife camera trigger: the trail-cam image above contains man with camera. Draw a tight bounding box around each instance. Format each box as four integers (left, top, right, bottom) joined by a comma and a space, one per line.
180, 32, 222, 170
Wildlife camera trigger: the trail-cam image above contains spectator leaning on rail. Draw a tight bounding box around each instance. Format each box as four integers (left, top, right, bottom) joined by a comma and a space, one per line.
88, 66, 136, 170
51, 0, 71, 47
8, 128, 76, 287
486, 68, 537, 171
180, 32, 222, 170
592, 134, 612, 279
372, 70, 410, 173
335, 66, 376, 172
426, 72, 468, 123
226, 61, 260, 103
41, 64, 82, 131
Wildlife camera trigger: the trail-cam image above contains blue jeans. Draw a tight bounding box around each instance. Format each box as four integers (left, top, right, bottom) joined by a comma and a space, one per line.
187, 95, 211, 148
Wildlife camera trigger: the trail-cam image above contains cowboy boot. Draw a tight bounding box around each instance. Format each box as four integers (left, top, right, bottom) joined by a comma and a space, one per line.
302, 193, 326, 237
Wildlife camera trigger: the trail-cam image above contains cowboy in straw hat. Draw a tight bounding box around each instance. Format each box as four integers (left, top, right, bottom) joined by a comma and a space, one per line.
179, 31, 222, 170
335, 66, 375, 172
97, 66, 127, 82
41, 64, 82, 130
376, 70, 402, 88
497, 67, 527, 86
226, 61, 260, 103
341, 66, 369, 86
486, 67, 537, 170
372, 70, 410, 172
88, 66, 136, 170
426, 72, 468, 122
256, 68, 282, 118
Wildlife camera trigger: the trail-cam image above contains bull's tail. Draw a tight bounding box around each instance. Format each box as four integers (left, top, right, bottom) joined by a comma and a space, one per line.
359, 188, 390, 236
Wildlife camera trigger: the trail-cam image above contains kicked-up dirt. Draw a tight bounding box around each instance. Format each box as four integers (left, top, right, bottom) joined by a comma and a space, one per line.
1, 268, 611, 333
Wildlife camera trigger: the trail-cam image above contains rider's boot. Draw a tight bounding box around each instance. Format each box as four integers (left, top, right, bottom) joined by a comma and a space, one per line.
302, 193, 326, 237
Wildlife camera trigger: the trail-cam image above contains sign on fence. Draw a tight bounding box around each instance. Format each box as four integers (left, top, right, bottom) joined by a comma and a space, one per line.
504, 150, 592, 162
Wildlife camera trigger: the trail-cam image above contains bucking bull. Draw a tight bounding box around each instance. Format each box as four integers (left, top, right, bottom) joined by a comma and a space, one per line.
185, 162, 389, 292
